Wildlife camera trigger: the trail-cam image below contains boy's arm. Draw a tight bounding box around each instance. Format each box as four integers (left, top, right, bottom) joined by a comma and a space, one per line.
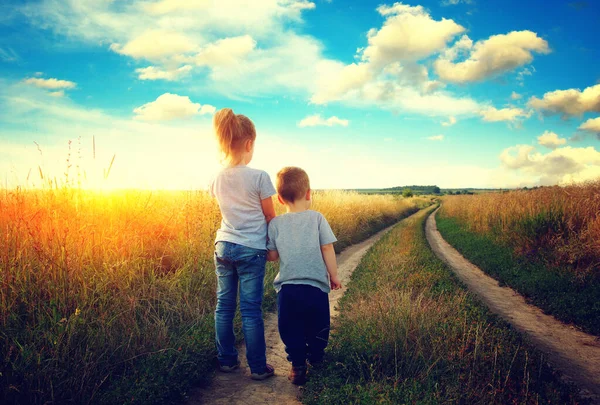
321, 243, 341, 290
261, 197, 276, 224
267, 250, 279, 262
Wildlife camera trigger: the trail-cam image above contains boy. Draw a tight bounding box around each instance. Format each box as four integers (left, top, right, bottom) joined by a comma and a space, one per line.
266, 167, 342, 385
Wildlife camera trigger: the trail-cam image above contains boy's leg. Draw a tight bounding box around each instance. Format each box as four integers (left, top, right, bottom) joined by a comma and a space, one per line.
306, 286, 330, 365
236, 247, 269, 375
277, 285, 308, 367
214, 242, 239, 368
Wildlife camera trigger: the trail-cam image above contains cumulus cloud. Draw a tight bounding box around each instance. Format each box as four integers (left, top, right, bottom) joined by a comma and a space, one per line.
578, 117, 600, 133
136, 65, 192, 81
537, 130, 567, 149
428, 135, 444, 141
24, 77, 76, 90
528, 84, 600, 117
298, 114, 349, 128
434, 31, 550, 83
142, 0, 210, 15
441, 116, 457, 126
480, 106, 532, 123
190, 35, 256, 67
110, 30, 198, 60
511, 91, 522, 100
500, 144, 600, 185
133, 93, 215, 121
362, 3, 464, 68
49, 90, 65, 97
311, 63, 372, 104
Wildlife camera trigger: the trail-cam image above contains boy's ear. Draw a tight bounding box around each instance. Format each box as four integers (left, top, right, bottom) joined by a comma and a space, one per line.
277, 194, 285, 205
306, 189, 311, 200
245, 139, 254, 152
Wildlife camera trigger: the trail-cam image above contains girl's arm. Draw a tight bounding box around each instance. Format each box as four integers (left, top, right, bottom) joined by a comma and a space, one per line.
321, 243, 341, 290
261, 196, 276, 224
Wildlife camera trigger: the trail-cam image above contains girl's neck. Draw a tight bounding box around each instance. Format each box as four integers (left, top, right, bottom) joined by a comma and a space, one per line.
226, 153, 252, 167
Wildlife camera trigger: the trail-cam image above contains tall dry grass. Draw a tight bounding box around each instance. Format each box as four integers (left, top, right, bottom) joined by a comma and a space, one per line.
0, 187, 423, 403
440, 181, 600, 276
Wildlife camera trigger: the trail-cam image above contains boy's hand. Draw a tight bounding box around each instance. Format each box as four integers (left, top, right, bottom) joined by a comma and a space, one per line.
330, 274, 342, 290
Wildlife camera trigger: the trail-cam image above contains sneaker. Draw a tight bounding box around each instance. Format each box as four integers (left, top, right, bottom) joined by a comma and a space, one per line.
219, 361, 240, 373
251, 363, 275, 381
288, 365, 307, 386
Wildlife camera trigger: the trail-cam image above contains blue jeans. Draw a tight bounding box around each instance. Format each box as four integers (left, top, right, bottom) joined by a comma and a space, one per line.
214, 241, 267, 374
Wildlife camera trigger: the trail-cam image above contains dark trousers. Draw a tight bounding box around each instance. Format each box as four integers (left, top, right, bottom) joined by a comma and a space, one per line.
277, 284, 330, 367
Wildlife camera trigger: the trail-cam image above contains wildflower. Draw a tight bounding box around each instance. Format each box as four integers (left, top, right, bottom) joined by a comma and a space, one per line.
75, 308, 81, 316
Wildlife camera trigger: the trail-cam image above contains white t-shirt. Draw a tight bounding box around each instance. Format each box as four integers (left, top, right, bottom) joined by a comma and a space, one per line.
210, 165, 276, 250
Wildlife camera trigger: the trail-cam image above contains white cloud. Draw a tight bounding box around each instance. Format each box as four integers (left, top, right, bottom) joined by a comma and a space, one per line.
142, 0, 210, 15
49, 90, 65, 97
500, 144, 600, 186
311, 63, 372, 104
537, 130, 566, 149
528, 84, 600, 117
362, 3, 465, 67
190, 35, 256, 67
442, 0, 473, 4
516, 66, 535, 86
511, 91, 522, 100
441, 116, 457, 126
110, 30, 198, 60
579, 117, 600, 133
133, 93, 215, 121
480, 106, 532, 123
0, 46, 19, 62
428, 135, 444, 141
24, 77, 76, 90
298, 114, 349, 128
136, 65, 192, 81
434, 31, 550, 83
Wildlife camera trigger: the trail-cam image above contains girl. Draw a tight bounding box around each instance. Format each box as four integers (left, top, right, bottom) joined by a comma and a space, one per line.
209, 108, 276, 380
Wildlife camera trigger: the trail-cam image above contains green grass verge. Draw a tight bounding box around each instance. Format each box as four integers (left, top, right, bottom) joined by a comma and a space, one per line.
436, 213, 600, 336
302, 207, 584, 404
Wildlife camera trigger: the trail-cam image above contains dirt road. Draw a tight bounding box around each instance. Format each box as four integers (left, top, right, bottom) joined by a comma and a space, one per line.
425, 208, 600, 403
187, 222, 398, 404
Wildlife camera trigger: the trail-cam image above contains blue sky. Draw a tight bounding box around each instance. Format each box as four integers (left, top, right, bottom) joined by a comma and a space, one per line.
0, 0, 599, 189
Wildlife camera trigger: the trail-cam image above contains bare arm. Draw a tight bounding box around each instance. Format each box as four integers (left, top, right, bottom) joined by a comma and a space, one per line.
261, 196, 276, 224
321, 243, 341, 290
267, 250, 279, 262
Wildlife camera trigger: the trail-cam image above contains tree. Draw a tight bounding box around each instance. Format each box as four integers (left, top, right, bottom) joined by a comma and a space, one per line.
402, 188, 413, 198
433, 186, 441, 194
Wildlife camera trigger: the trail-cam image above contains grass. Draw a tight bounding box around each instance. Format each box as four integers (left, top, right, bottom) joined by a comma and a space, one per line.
302, 207, 584, 404
439, 181, 600, 278
0, 187, 427, 404
436, 214, 600, 336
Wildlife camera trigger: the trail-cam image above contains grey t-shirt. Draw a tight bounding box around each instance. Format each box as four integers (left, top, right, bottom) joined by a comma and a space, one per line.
267, 210, 337, 293
210, 165, 276, 250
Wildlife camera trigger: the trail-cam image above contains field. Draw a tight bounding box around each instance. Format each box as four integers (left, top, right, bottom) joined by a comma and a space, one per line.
0, 188, 426, 404
437, 181, 600, 335
303, 207, 582, 404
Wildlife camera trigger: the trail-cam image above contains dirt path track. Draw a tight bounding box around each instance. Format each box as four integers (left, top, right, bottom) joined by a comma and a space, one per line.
187, 222, 398, 404
426, 208, 600, 403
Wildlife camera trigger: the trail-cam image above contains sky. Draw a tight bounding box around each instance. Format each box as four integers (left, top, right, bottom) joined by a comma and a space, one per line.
0, 0, 599, 190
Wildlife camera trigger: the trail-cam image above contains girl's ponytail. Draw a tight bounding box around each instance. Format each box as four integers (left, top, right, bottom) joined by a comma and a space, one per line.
213, 108, 256, 164
214, 108, 240, 161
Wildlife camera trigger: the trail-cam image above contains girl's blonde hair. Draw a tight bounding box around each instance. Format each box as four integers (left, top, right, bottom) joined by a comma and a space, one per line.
214, 108, 256, 163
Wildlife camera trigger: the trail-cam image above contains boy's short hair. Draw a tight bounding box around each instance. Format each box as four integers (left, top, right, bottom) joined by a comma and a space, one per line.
276, 167, 310, 203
